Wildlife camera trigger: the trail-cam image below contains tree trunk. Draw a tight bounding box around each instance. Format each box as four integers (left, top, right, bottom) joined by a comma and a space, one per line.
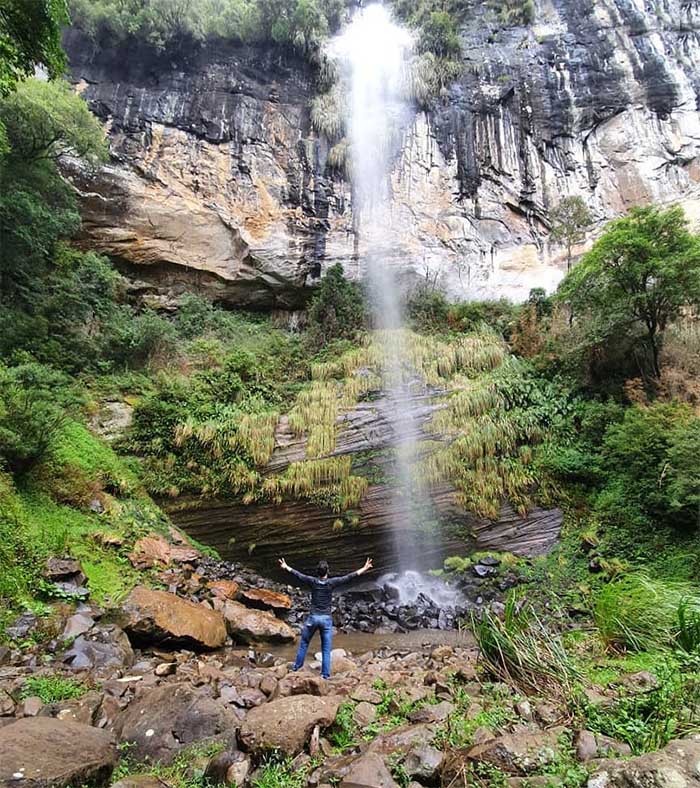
648, 328, 661, 379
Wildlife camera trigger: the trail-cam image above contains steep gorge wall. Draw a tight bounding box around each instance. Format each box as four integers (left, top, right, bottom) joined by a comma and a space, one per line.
64, 0, 700, 308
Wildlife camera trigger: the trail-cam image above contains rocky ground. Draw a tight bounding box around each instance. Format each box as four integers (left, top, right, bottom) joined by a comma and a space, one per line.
1, 530, 697, 788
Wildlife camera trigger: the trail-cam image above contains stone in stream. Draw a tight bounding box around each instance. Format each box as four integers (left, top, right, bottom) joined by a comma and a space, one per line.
120, 586, 227, 650
113, 684, 239, 764
238, 694, 341, 756
0, 717, 117, 787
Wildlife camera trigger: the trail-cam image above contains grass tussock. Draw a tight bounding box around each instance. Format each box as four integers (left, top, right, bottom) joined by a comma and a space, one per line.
593, 573, 700, 654
473, 596, 581, 706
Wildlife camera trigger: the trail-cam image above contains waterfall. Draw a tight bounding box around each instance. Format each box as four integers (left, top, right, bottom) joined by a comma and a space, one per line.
330, 5, 454, 602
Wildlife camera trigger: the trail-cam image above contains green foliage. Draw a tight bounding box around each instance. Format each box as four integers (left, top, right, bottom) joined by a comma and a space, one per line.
592, 573, 700, 653
328, 701, 359, 751
70, 0, 345, 57
558, 206, 700, 379
252, 754, 313, 788
307, 264, 367, 348
550, 196, 593, 271
20, 675, 86, 703
582, 658, 700, 754
0, 0, 69, 97
0, 78, 106, 165
417, 11, 461, 58
406, 286, 450, 332
0, 363, 74, 475
487, 0, 535, 26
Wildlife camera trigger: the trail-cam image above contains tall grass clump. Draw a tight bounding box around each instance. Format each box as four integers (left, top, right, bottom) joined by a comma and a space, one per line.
593, 573, 700, 653
472, 596, 580, 705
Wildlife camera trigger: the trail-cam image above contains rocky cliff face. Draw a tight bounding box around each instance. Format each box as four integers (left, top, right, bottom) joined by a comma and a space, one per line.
64, 0, 700, 308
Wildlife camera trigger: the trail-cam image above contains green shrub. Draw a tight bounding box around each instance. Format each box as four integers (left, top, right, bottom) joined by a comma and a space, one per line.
406, 286, 449, 332
20, 675, 86, 703
0, 363, 76, 475
307, 264, 366, 347
417, 11, 461, 58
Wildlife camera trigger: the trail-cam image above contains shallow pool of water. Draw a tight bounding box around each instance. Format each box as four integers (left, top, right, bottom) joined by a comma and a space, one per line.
261, 626, 474, 660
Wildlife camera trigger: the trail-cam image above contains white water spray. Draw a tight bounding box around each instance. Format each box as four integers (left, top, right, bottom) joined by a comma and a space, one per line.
329, 6, 460, 605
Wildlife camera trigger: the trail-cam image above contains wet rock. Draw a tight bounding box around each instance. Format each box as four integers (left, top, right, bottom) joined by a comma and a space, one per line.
113, 684, 239, 764
340, 753, 398, 788
479, 556, 501, 567
239, 694, 341, 756
63, 624, 135, 671
587, 736, 700, 787
223, 600, 295, 644
473, 564, 497, 578
238, 587, 292, 612
0, 717, 117, 787
120, 587, 227, 650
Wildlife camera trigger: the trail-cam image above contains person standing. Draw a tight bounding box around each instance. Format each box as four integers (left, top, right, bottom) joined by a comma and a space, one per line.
278, 556, 373, 679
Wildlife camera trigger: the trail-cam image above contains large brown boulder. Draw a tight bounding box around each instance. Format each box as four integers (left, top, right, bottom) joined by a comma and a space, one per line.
120, 586, 226, 650
113, 685, 239, 764
128, 535, 200, 569
223, 600, 295, 644
0, 717, 117, 787
239, 694, 341, 755
238, 587, 292, 612
587, 736, 700, 787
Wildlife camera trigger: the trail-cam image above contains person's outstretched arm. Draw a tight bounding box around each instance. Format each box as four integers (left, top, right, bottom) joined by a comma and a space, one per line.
278, 557, 316, 586
328, 557, 374, 587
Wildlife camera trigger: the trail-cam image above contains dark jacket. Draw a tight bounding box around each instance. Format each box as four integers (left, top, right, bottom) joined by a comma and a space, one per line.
288, 568, 360, 615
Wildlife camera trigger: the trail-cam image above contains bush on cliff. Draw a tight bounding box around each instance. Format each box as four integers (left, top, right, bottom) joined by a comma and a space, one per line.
307, 263, 367, 348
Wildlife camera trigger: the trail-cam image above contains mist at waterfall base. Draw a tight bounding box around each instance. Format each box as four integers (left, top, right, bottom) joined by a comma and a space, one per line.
329, 5, 462, 610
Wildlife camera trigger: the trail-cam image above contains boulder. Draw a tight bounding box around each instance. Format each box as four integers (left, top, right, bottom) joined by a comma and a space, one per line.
444, 729, 564, 778
575, 730, 631, 763
208, 580, 240, 600
0, 689, 16, 717
353, 701, 377, 727
368, 724, 437, 758
223, 600, 295, 644
403, 744, 444, 782
238, 587, 292, 612
408, 700, 454, 724
340, 753, 398, 788
587, 736, 700, 787
128, 535, 201, 569
113, 684, 239, 764
0, 717, 117, 787
239, 694, 341, 755
120, 587, 226, 650
62, 612, 95, 641
63, 624, 135, 670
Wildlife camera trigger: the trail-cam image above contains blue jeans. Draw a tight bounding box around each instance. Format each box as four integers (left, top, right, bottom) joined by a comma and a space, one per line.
293, 614, 333, 678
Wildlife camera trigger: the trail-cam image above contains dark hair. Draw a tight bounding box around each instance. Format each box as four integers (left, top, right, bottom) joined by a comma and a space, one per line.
317, 560, 329, 578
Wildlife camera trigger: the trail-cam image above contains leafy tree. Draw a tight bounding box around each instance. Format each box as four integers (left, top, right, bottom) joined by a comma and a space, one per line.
0, 0, 69, 97
557, 206, 700, 379
0, 363, 72, 475
307, 263, 366, 346
550, 196, 593, 272
0, 78, 106, 164
0, 79, 106, 305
